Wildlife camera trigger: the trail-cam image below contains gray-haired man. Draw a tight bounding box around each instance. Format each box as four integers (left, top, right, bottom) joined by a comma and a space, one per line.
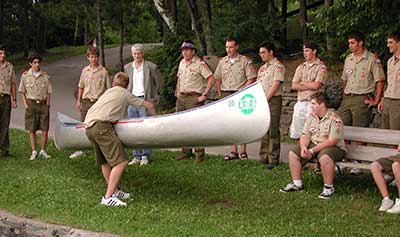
124, 44, 163, 166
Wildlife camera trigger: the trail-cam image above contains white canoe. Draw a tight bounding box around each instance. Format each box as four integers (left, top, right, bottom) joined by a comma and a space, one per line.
54, 82, 270, 150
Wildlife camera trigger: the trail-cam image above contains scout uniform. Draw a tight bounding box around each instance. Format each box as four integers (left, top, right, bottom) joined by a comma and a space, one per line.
291, 110, 346, 166
381, 55, 400, 129
338, 50, 385, 127
176, 56, 213, 159
214, 54, 257, 98
290, 58, 327, 138
18, 69, 52, 132
0, 61, 16, 156
78, 64, 110, 121
257, 57, 285, 165
85, 86, 144, 167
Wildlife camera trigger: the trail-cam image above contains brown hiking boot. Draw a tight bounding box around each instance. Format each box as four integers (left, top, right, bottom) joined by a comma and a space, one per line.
195, 155, 204, 163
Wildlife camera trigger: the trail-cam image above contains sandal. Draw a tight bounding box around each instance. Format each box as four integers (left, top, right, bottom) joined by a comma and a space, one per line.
224, 152, 238, 161
240, 152, 248, 160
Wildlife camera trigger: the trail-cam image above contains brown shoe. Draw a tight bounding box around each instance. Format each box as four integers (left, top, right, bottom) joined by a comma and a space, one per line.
195, 155, 204, 163
175, 154, 187, 161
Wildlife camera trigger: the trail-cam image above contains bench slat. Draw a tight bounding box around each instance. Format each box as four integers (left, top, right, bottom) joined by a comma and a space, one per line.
344, 126, 400, 146
345, 144, 399, 162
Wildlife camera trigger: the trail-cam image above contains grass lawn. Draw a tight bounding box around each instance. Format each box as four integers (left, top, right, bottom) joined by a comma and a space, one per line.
0, 129, 399, 236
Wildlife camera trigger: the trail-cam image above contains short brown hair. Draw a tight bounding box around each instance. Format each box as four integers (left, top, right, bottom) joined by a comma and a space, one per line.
86, 47, 99, 57
113, 72, 129, 88
28, 52, 42, 63
311, 92, 329, 108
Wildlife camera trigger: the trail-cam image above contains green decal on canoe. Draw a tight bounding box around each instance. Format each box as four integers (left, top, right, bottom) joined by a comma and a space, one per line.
239, 94, 256, 115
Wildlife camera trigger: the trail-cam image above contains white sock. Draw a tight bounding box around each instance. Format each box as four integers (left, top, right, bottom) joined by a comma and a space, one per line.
324, 184, 333, 189
293, 180, 303, 187
40, 150, 45, 153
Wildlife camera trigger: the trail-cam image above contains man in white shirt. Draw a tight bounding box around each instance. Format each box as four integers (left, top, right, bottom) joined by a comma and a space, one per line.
124, 44, 163, 166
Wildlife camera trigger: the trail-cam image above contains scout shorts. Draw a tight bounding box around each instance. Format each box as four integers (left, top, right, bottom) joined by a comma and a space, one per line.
291, 144, 345, 166
85, 121, 128, 167
376, 155, 400, 175
25, 99, 49, 132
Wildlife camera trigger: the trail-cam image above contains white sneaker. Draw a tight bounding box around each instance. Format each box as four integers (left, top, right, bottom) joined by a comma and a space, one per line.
39, 150, 51, 159
279, 182, 304, 193
389, 179, 397, 187
387, 198, 400, 214
128, 157, 141, 165
379, 198, 394, 212
140, 156, 149, 166
29, 151, 37, 161
113, 189, 131, 200
318, 185, 335, 200
69, 150, 84, 159
350, 167, 362, 175
100, 196, 127, 207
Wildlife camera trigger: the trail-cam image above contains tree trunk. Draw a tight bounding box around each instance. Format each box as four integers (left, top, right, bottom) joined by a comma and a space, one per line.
119, 0, 124, 72
73, 14, 79, 45
186, 0, 207, 55
153, 0, 177, 34
198, 0, 214, 55
0, 0, 4, 44
82, 0, 91, 44
280, 0, 287, 47
19, 0, 29, 57
96, 0, 105, 66
299, 0, 307, 42
325, 0, 334, 51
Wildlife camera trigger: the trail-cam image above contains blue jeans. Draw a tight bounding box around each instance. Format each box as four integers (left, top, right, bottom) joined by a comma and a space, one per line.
127, 105, 152, 160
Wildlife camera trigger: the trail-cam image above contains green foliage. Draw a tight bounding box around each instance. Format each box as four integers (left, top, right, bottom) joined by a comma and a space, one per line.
1, 129, 400, 236
310, 0, 400, 59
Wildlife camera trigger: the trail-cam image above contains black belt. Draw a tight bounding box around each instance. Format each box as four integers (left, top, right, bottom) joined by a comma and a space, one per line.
345, 93, 371, 97
180, 92, 201, 97
0, 93, 10, 97
28, 99, 46, 104
82, 98, 97, 102
135, 95, 145, 98
222, 90, 237, 93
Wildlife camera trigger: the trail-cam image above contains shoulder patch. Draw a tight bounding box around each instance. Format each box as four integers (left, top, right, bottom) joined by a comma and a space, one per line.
334, 120, 342, 128
320, 65, 328, 72
373, 54, 379, 59
276, 64, 284, 72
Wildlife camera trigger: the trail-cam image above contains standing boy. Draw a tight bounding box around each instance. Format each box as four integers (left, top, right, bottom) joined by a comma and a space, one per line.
19, 53, 52, 160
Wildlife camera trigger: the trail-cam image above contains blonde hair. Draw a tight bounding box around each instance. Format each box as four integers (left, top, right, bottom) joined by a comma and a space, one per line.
113, 72, 129, 88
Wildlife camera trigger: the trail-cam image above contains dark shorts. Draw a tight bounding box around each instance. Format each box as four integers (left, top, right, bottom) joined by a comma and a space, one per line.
80, 99, 96, 122
25, 99, 49, 132
291, 144, 345, 166
85, 121, 127, 168
220, 91, 236, 99
376, 155, 400, 175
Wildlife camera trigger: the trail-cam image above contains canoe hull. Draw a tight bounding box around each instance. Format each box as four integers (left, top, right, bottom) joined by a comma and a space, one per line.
54, 82, 270, 150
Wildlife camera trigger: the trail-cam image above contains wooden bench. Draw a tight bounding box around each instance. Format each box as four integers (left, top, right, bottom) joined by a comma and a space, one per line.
335, 126, 400, 170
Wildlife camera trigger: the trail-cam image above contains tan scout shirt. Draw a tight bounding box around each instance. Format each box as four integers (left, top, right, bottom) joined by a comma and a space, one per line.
0, 61, 16, 95
178, 56, 213, 94
257, 58, 285, 96
78, 65, 111, 100
341, 50, 385, 94
84, 86, 144, 128
18, 69, 52, 100
214, 54, 257, 91
292, 58, 327, 101
384, 55, 400, 99
302, 109, 346, 151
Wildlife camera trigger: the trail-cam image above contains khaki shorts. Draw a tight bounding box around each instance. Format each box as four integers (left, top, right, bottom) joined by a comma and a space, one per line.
85, 121, 127, 167
25, 99, 49, 132
80, 99, 96, 122
291, 144, 345, 166
220, 91, 236, 99
376, 155, 400, 175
